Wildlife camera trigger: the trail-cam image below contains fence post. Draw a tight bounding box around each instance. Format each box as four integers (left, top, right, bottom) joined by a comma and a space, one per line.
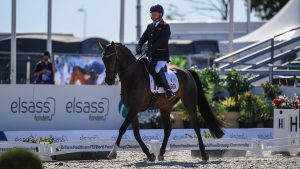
149, 140, 160, 157
269, 38, 274, 83
38, 142, 52, 161
251, 139, 263, 157
187, 55, 192, 68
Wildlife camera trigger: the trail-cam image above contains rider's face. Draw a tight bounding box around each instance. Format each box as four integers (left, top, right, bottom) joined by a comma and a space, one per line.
150, 12, 161, 22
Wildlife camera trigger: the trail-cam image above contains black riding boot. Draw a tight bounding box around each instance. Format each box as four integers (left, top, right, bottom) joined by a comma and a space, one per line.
157, 69, 175, 99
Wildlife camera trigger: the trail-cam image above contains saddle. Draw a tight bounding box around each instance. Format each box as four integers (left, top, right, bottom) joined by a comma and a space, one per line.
139, 58, 179, 94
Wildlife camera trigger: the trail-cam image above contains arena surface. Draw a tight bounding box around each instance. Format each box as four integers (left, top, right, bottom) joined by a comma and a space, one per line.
44, 150, 300, 169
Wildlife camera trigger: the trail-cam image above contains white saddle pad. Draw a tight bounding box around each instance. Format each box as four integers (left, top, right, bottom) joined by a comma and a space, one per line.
149, 69, 179, 93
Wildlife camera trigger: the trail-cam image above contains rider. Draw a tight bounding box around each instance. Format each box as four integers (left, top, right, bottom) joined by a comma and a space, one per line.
136, 4, 175, 99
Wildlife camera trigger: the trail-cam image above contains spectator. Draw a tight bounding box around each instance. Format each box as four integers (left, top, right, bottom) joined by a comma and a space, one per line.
33, 51, 57, 84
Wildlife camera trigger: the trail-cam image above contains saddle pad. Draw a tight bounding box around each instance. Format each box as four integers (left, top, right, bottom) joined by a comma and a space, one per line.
149, 69, 179, 93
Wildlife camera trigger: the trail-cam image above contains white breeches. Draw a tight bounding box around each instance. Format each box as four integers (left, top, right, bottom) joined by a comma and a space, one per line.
155, 61, 167, 73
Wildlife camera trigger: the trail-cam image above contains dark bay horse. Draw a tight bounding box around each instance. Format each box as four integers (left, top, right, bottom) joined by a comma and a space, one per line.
99, 41, 224, 161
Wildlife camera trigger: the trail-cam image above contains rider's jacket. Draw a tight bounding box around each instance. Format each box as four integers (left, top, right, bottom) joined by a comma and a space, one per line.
138, 19, 171, 62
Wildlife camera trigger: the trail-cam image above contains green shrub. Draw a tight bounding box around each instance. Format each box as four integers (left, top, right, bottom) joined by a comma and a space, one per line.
261, 82, 281, 100
0, 148, 43, 169
170, 57, 187, 68
239, 92, 269, 123
221, 97, 240, 112
199, 67, 220, 90
222, 69, 252, 98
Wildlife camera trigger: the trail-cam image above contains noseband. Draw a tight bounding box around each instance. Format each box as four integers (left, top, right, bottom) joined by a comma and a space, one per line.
103, 46, 136, 81
104, 51, 118, 78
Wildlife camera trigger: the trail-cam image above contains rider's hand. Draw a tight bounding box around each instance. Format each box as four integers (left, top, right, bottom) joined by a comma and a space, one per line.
136, 45, 142, 55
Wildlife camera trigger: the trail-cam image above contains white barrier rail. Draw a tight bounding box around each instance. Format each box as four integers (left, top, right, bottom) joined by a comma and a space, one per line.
0, 138, 276, 161
261, 136, 300, 155
1, 137, 300, 161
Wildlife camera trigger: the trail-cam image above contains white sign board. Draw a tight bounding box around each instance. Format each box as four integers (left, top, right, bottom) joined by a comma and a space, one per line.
0, 85, 124, 130
274, 109, 299, 150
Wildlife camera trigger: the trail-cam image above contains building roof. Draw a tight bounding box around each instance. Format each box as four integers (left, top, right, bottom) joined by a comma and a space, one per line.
0, 33, 107, 43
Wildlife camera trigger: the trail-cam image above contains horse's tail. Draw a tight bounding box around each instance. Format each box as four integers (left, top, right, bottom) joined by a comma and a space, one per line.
188, 69, 224, 139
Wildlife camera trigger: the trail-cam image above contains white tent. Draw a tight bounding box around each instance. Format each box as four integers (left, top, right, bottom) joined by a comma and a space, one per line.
234, 0, 300, 43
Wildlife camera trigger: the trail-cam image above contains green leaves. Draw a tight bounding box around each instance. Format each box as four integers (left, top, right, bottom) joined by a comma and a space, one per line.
0, 148, 43, 169
170, 57, 187, 68
239, 92, 270, 122
199, 67, 220, 91
261, 82, 281, 100
221, 69, 252, 98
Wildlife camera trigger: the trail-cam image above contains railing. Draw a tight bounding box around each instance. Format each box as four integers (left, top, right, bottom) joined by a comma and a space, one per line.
214, 27, 300, 83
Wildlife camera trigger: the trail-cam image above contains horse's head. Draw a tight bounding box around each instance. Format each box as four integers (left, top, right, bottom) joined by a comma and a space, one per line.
100, 41, 137, 85
100, 41, 118, 85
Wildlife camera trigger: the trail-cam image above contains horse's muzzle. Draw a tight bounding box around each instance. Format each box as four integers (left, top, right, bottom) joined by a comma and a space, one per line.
105, 77, 115, 85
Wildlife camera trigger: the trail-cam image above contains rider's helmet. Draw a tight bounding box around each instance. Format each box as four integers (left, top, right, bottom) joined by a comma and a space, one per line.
150, 4, 164, 16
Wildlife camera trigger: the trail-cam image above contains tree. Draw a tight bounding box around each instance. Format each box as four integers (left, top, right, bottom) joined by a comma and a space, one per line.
186, 0, 229, 20
249, 0, 289, 20
165, 4, 185, 21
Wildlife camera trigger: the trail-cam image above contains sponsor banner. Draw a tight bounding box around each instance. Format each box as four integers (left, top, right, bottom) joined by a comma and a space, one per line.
4, 128, 274, 143
0, 85, 123, 130
0, 142, 38, 153
51, 140, 142, 155
168, 139, 252, 151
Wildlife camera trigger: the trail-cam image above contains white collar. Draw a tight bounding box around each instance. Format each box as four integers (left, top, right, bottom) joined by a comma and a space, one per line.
153, 20, 162, 27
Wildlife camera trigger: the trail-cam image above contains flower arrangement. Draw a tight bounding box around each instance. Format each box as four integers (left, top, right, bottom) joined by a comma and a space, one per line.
273, 94, 300, 109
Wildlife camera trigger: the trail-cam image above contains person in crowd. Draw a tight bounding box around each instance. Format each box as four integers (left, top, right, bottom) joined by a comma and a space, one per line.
33, 51, 57, 84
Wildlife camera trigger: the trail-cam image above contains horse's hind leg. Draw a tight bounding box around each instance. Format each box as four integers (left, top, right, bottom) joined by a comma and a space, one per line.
132, 116, 156, 161
157, 109, 172, 161
181, 98, 209, 161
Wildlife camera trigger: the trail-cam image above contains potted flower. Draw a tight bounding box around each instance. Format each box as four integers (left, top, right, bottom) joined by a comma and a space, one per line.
238, 92, 268, 128
273, 95, 300, 109
261, 82, 281, 100
220, 96, 241, 128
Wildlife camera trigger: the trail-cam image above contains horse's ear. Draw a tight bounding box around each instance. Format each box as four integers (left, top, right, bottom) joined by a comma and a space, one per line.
97, 40, 107, 50
111, 41, 115, 48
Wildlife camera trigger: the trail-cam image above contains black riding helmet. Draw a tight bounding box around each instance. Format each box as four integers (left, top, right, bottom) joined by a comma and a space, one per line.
150, 4, 164, 16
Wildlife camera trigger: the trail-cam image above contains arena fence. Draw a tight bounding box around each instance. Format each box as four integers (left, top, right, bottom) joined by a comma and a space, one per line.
1, 137, 299, 161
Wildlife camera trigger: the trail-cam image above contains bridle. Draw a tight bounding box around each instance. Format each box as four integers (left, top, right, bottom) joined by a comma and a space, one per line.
103, 51, 118, 79
103, 44, 140, 82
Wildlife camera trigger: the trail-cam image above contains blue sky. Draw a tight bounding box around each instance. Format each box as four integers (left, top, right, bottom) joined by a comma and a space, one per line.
0, 0, 261, 43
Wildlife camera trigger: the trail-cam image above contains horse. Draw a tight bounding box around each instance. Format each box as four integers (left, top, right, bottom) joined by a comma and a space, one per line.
99, 41, 224, 161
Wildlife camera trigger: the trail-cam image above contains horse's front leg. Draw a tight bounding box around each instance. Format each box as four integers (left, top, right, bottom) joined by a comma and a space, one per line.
132, 116, 156, 161
107, 108, 137, 159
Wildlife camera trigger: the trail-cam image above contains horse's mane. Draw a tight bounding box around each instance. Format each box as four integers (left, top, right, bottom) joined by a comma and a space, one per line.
115, 43, 136, 59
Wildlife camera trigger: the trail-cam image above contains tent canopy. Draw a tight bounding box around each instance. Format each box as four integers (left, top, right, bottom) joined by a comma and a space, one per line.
234, 0, 300, 43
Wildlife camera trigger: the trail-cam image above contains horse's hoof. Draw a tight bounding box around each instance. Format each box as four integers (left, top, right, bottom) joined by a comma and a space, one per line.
107, 152, 117, 160
147, 153, 156, 162
202, 152, 209, 161
157, 155, 164, 161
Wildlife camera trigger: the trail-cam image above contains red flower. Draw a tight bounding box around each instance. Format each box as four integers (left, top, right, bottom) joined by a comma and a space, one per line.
273, 98, 284, 108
